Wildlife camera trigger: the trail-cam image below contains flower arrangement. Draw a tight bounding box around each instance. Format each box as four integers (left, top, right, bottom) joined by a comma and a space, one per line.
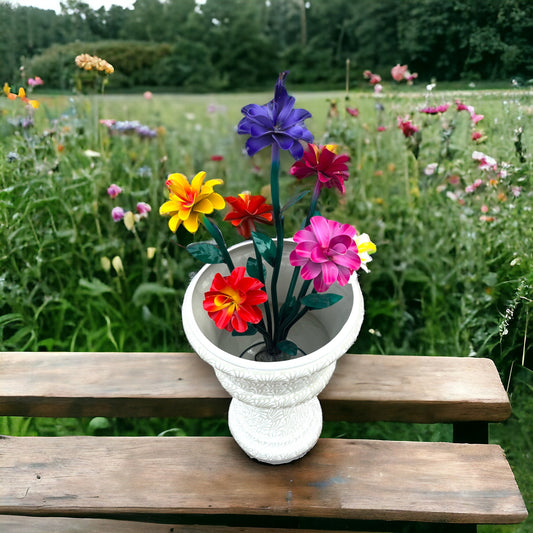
160, 72, 376, 361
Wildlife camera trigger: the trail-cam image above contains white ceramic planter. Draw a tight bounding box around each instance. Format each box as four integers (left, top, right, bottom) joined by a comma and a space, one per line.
182, 239, 364, 464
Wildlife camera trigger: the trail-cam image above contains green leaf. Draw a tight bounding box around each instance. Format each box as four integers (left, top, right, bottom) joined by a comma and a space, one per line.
282, 191, 308, 213
186, 242, 224, 264
277, 340, 298, 357
78, 278, 113, 295
132, 282, 177, 307
251, 231, 277, 266
246, 257, 266, 280
301, 293, 343, 309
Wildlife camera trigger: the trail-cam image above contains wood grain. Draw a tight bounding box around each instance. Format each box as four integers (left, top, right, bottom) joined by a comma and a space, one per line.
0, 436, 527, 524
0, 352, 511, 422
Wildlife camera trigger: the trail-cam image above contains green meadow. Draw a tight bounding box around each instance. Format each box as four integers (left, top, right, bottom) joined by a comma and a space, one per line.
1, 84, 531, 531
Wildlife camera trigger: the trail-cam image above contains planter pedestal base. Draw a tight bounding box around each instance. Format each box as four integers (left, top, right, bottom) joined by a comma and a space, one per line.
228, 396, 323, 465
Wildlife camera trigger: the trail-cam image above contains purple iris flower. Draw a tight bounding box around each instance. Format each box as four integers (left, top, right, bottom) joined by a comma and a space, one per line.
237, 72, 313, 160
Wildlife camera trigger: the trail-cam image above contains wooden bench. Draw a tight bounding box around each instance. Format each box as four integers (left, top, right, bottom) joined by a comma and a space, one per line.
0, 351, 528, 532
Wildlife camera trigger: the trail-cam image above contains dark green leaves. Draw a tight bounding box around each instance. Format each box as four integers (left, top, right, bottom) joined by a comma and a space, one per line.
246, 257, 266, 280
186, 242, 224, 264
277, 340, 299, 357
301, 293, 343, 309
251, 231, 277, 266
282, 191, 308, 213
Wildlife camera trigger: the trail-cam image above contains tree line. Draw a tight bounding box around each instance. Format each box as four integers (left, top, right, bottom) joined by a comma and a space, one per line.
1, 0, 532, 92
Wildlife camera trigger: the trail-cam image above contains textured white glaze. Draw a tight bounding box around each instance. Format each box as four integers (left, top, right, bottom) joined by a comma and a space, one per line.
182, 239, 364, 464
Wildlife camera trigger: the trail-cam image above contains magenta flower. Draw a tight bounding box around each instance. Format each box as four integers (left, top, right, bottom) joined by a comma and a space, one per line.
290, 216, 361, 293
136, 202, 151, 217
397, 116, 419, 137
112, 206, 125, 221
107, 184, 123, 199
346, 107, 359, 117
420, 104, 450, 114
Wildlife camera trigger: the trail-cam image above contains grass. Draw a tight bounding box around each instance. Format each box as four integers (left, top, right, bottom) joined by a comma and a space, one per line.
1, 82, 532, 530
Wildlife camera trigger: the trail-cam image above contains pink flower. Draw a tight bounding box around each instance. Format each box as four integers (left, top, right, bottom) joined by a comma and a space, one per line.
397, 116, 419, 137
346, 107, 359, 117
136, 202, 151, 216
100, 119, 116, 128
112, 206, 125, 221
290, 216, 361, 293
481, 204, 489, 213
373, 83, 383, 94
363, 70, 381, 84
465, 179, 483, 193
28, 76, 44, 87
143, 91, 153, 100
107, 184, 122, 199
377, 126, 387, 132
420, 104, 450, 114
391, 64, 408, 82
471, 131, 482, 141
471, 112, 484, 124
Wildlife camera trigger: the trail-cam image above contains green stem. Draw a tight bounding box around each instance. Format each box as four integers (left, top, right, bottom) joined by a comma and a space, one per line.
203, 216, 235, 272
252, 240, 273, 338
270, 144, 284, 345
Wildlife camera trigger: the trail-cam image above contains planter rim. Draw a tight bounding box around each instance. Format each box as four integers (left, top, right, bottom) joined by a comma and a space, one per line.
182, 239, 364, 373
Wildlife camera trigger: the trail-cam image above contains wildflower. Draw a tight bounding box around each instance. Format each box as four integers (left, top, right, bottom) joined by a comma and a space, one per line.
136, 202, 151, 217
424, 163, 438, 176
143, 91, 153, 99
377, 126, 387, 132
290, 216, 371, 293
6, 151, 20, 162
465, 179, 483, 193
391, 64, 408, 82
111, 256, 124, 275
159, 171, 225, 233
27, 76, 44, 87
237, 71, 313, 159
146, 247, 156, 260
75, 53, 114, 74
374, 84, 383, 94
223, 192, 274, 239
472, 151, 497, 171
123, 211, 135, 230
107, 184, 122, 199
211, 155, 224, 161
346, 107, 359, 117
471, 131, 482, 141
420, 104, 450, 114
137, 166, 152, 178
397, 116, 419, 137
203, 266, 268, 333
112, 206, 125, 221
363, 70, 381, 84
3, 85, 39, 109
83, 149, 101, 158
290, 143, 350, 194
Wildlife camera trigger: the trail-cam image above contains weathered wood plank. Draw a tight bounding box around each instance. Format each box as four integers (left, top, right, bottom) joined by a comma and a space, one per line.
0, 515, 357, 533
0, 436, 527, 524
0, 352, 511, 422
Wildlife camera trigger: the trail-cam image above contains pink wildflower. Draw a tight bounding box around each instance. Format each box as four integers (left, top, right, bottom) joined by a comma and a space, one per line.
391, 64, 408, 82
289, 216, 361, 293
112, 206, 125, 221
397, 116, 419, 137
472, 151, 497, 171
420, 104, 450, 114
471, 131, 482, 141
481, 204, 489, 213
374, 83, 383, 94
136, 202, 151, 217
107, 184, 122, 199
28, 76, 44, 87
377, 126, 387, 132
471, 112, 484, 124
143, 91, 153, 99
346, 107, 359, 117
465, 179, 483, 193
363, 70, 381, 84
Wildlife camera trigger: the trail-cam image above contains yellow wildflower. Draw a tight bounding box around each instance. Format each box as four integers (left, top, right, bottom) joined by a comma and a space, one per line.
159, 171, 225, 233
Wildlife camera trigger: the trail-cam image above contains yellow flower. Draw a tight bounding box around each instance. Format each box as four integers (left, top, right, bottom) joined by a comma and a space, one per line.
75, 53, 114, 74
159, 171, 225, 233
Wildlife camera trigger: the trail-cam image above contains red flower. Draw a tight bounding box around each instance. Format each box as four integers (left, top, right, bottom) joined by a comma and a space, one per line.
223, 193, 273, 239
203, 267, 268, 333
397, 116, 419, 138
290, 143, 350, 194
346, 107, 359, 117
210, 154, 224, 161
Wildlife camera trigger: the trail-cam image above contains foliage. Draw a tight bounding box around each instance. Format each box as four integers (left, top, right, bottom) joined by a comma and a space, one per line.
2, 0, 533, 90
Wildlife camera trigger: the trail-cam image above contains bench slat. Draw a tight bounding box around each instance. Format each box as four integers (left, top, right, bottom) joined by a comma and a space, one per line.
0, 516, 352, 533
0, 436, 527, 525
0, 352, 511, 422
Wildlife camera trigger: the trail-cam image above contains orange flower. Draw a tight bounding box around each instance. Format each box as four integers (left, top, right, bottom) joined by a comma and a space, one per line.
223, 192, 273, 239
